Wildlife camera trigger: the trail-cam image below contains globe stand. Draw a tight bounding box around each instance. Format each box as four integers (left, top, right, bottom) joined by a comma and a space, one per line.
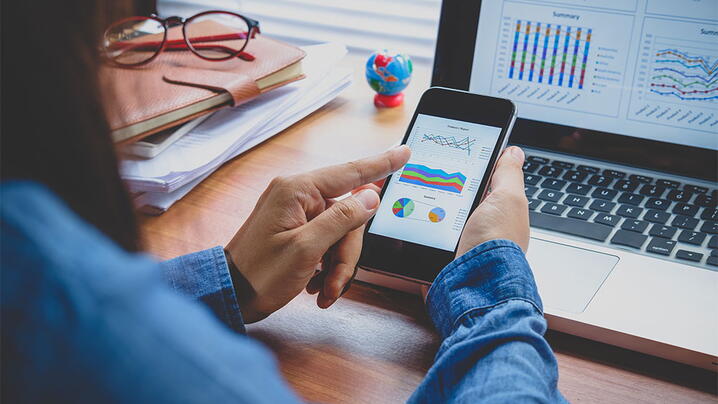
374, 92, 404, 108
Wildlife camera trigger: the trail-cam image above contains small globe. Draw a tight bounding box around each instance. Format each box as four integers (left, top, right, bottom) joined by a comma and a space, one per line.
365, 50, 413, 96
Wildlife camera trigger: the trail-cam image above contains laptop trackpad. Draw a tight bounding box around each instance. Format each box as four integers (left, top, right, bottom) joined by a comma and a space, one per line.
526, 238, 619, 314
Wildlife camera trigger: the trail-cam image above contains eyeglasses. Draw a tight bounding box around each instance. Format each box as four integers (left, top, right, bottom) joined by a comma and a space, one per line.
103, 11, 261, 66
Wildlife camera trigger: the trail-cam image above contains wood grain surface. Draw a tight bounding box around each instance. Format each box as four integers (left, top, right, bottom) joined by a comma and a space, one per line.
138, 54, 718, 403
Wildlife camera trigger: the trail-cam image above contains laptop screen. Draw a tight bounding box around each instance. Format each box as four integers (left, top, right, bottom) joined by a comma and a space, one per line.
468, 0, 717, 151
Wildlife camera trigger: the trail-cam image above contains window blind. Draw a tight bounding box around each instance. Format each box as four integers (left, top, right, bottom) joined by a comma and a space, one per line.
158, 0, 441, 63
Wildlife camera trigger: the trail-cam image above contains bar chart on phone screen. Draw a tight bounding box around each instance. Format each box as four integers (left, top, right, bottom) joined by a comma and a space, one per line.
628, 18, 717, 133
490, 1, 633, 117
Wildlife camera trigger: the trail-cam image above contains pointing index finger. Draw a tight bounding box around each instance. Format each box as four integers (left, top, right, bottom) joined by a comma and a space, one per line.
307, 146, 411, 198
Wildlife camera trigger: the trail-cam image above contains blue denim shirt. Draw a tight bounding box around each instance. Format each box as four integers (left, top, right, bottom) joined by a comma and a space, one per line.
1, 182, 565, 403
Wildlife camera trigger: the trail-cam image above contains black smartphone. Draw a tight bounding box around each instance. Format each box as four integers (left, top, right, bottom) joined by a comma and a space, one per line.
359, 87, 517, 284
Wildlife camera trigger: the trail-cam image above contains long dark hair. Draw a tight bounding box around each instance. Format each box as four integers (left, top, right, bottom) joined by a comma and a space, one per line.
1, 1, 155, 251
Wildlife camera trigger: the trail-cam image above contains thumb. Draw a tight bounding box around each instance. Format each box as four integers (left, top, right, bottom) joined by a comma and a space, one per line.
489, 146, 525, 193
299, 189, 380, 254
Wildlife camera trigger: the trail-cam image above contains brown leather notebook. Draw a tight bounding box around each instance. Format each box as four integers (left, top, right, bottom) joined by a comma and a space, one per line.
101, 20, 306, 144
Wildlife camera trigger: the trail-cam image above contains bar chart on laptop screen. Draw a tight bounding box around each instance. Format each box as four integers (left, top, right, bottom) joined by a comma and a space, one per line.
628, 18, 718, 133
491, 2, 633, 117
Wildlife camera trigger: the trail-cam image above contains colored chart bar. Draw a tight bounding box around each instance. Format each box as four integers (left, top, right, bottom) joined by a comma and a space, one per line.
509, 20, 521, 79
559, 26, 570, 86
538, 23, 551, 83
568, 27, 582, 88
549, 24, 561, 85
529, 22, 541, 82
519, 21, 531, 80
579, 29, 592, 89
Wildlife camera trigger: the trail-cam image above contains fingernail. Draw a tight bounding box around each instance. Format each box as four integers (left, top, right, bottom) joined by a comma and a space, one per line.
354, 189, 379, 210
317, 295, 334, 309
510, 146, 525, 162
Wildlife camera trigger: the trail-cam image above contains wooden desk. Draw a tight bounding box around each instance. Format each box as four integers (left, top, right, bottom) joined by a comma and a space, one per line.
139, 55, 717, 403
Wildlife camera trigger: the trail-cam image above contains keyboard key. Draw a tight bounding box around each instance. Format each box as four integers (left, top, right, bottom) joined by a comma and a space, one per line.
540, 203, 568, 216
613, 180, 639, 192
527, 156, 550, 164
639, 184, 666, 197
539, 166, 563, 178
529, 212, 612, 241
618, 193, 644, 206
611, 230, 647, 249
594, 213, 620, 227
700, 208, 718, 221
644, 210, 670, 224
675, 250, 703, 263
525, 185, 539, 198
677, 230, 707, 245
666, 189, 693, 202
522, 161, 540, 173
672, 203, 698, 217
563, 170, 588, 183
551, 160, 574, 169
592, 188, 618, 200
671, 215, 698, 230
566, 183, 591, 196
621, 219, 649, 233
700, 221, 718, 234
528, 199, 542, 211
588, 175, 612, 187
616, 205, 643, 218
565, 195, 590, 207
649, 224, 678, 239
695, 194, 716, 208
646, 238, 676, 256
567, 208, 594, 221
603, 169, 626, 179
524, 173, 542, 185
645, 198, 670, 211
589, 199, 616, 213
710, 235, 718, 249
712, 249, 718, 257
537, 189, 563, 202
628, 174, 653, 183
576, 165, 600, 173
707, 257, 718, 267
541, 178, 567, 191
656, 179, 680, 188
684, 184, 708, 194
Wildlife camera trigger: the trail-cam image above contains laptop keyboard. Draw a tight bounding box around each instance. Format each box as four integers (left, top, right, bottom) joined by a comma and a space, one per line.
523, 154, 718, 270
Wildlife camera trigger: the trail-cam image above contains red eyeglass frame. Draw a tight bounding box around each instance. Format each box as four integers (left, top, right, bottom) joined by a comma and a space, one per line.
104, 10, 261, 66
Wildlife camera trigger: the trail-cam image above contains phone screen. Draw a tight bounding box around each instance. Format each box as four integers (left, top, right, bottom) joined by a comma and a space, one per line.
368, 113, 503, 251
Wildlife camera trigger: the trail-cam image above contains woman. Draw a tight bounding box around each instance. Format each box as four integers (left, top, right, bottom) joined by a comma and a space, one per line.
1, 0, 566, 402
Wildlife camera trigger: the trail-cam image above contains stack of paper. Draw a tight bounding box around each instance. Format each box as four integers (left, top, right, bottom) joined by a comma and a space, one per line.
121, 43, 352, 214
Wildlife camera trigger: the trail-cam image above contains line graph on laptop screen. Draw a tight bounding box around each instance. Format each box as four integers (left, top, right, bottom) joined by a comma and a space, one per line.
628, 18, 717, 132
470, 0, 718, 150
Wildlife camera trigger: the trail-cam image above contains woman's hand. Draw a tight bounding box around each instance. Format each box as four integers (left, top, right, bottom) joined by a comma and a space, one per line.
226, 146, 411, 323
456, 146, 529, 258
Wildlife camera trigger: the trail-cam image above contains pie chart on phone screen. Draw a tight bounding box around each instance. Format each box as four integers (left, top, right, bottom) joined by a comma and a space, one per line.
392, 198, 415, 218
428, 207, 446, 223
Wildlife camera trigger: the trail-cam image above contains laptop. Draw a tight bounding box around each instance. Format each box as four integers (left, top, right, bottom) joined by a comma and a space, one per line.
357, 0, 718, 370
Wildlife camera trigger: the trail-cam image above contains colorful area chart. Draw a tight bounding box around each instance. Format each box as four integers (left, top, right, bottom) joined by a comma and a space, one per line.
428, 207, 446, 223
392, 198, 415, 218
399, 163, 467, 194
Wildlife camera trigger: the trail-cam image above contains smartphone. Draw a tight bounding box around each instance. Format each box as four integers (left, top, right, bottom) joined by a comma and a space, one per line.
359, 87, 517, 284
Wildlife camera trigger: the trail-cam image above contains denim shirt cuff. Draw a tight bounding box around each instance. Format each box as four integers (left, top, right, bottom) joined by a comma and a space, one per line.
161, 246, 245, 334
426, 239, 542, 339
